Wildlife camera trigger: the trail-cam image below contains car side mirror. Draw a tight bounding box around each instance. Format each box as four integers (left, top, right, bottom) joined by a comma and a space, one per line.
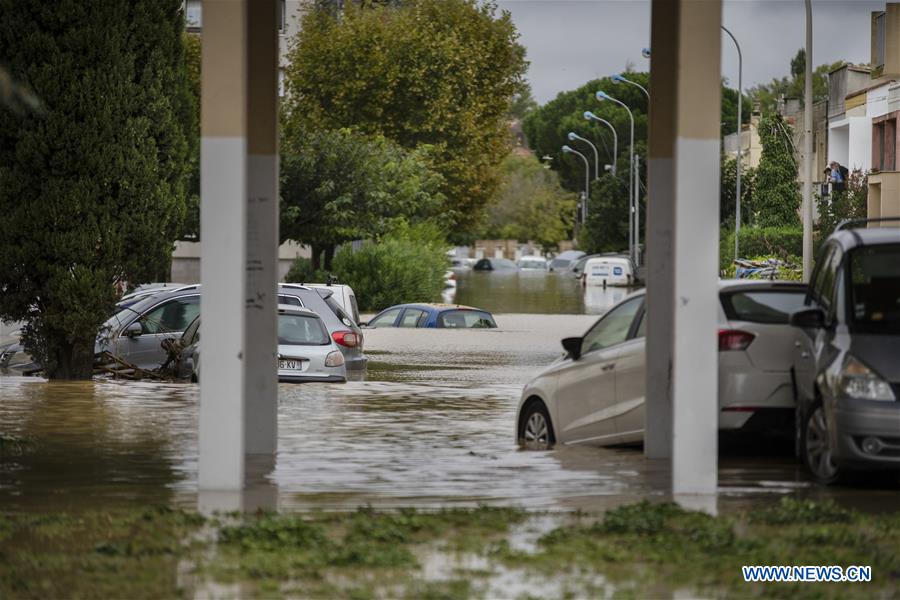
561, 336, 582, 360
124, 321, 143, 338
790, 308, 826, 329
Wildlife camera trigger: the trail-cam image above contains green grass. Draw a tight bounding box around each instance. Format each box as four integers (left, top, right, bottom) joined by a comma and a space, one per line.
2, 499, 898, 599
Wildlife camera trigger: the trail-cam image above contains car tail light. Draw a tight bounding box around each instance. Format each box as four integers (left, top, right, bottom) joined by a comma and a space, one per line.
331, 330, 359, 348
324, 350, 345, 367
718, 329, 754, 352
448, 272, 456, 280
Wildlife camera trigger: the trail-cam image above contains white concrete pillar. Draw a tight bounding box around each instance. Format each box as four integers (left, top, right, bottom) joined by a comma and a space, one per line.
199, 0, 279, 490
646, 0, 722, 499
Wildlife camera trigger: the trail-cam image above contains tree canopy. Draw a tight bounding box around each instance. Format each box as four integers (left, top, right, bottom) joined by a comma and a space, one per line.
0, 0, 193, 378
754, 114, 801, 228
281, 0, 528, 239
748, 49, 843, 115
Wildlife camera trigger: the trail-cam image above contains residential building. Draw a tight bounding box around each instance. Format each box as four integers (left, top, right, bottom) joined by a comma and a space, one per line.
722, 104, 763, 170
866, 4, 900, 222
827, 64, 873, 172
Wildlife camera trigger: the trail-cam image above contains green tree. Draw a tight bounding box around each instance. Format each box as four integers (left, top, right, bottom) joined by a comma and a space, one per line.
508, 83, 538, 120
280, 128, 444, 270
755, 114, 801, 228
180, 32, 201, 240
483, 153, 576, 251
0, 0, 193, 379
748, 49, 842, 115
282, 0, 528, 239
817, 169, 868, 235
578, 173, 631, 254
720, 154, 756, 228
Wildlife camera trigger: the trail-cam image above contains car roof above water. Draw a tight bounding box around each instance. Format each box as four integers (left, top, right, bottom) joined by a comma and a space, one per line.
828, 227, 900, 252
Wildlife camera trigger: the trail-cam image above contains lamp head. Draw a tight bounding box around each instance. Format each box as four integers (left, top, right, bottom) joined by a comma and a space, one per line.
567, 132, 578, 141
596, 91, 608, 101
641, 47, 652, 59
584, 111, 595, 120
561, 145, 573, 153
612, 74, 624, 84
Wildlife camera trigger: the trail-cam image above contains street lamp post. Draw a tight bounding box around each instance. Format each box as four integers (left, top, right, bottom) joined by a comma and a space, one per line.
584, 111, 618, 175
562, 144, 590, 223
568, 132, 600, 179
612, 73, 650, 104
597, 91, 636, 263
721, 26, 743, 261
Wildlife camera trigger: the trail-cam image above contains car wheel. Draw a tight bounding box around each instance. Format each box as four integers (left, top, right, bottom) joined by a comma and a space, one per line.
519, 401, 555, 450
801, 403, 841, 484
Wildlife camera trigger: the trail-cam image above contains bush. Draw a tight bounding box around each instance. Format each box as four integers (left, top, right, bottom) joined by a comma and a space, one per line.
284, 257, 330, 284
719, 226, 803, 271
331, 225, 448, 312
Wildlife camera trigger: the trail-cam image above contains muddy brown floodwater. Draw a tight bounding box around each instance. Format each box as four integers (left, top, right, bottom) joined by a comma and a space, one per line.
1, 273, 898, 515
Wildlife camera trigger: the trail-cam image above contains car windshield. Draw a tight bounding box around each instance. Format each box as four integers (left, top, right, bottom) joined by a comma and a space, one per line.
848, 244, 900, 333
278, 313, 330, 345
518, 260, 544, 269
721, 290, 807, 324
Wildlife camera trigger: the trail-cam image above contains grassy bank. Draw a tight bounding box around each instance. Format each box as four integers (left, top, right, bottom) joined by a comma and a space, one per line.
2, 499, 898, 598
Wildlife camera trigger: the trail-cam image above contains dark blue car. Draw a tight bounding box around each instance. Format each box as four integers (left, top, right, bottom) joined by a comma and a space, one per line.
364, 303, 497, 329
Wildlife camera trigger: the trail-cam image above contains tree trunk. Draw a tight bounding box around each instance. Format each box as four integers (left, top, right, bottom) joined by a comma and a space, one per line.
46, 334, 95, 380
323, 245, 335, 271
311, 244, 322, 271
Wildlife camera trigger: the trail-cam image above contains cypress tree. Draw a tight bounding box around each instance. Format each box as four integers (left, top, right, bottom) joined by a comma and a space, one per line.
0, 0, 193, 378
755, 114, 801, 228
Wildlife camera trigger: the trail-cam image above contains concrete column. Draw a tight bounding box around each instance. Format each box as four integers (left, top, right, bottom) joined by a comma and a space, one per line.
199, 0, 280, 490
646, 0, 722, 499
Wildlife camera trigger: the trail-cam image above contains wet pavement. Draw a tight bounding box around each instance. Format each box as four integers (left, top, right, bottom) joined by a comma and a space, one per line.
1, 271, 898, 515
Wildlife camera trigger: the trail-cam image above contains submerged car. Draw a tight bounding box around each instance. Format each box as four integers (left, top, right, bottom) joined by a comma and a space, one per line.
517, 256, 548, 270
473, 258, 518, 271
581, 256, 635, 287
364, 303, 497, 329
179, 306, 347, 383
548, 250, 585, 272
516, 280, 807, 448
791, 220, 900, 484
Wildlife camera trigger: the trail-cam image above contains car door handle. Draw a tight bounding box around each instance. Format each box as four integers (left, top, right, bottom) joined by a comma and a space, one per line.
800, 351, 810, 359
602, 363, 616, 371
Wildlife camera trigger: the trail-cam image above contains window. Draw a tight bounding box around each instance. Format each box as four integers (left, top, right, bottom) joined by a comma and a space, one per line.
438, 310, 497, 329
876, 12, 886, 68
183, 317, 201, 346
278, 294, 303, 307
369, 308, 402, 327
721, 290, 808, 324
635, 311, 646, 338
581, 297, 642, 354
874, 118, 897, 172
848, 244, 900, 332
278, 314, 329, 345
814, 246, 842, 311
278, 68, 285, 98
400, 308, 428, 328
279, 0, 286, 32
137, 296, 200, 335
185, 0, 202, 30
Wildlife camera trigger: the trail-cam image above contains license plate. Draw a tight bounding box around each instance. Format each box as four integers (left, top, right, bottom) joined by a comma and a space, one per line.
278, 359, 305, 370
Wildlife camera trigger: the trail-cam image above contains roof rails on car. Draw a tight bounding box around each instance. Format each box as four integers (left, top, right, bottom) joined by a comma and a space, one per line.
835, 216, 900, 231
279, 283, 311, 290
171, 284, 200, 293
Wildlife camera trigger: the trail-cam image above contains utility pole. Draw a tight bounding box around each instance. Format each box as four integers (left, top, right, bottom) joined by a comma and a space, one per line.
802, 0, 814, 280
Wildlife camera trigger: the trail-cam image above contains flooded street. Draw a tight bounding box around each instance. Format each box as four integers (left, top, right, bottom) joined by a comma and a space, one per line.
2, 271, 898, 515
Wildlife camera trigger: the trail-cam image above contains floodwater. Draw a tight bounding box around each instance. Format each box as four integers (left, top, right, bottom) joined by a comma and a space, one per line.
2, 271, 898, 515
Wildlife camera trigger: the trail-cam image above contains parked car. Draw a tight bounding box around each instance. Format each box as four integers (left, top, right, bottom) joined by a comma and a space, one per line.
473, 258, 518, 271
179, 306, 347, 383
790, 220, 900, 484
364, 303, 497, 329
571, 253, 631, 278
302, 283, 360, 325
96, 283, 367, 375
548, 250, 585, 272
517, 256, 548, 270
450, 257, 476, 270
581, 256, 635, 287
516, 280, 807, 449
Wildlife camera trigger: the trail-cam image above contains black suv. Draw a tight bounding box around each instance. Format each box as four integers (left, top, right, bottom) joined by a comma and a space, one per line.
791, 219, 900, 483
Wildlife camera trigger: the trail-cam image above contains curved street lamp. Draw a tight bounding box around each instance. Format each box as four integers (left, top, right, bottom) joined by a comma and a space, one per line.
567, 132, 599, 179
562, 144, 590, 223
721, 26, 743, 261
612, 73, 650, 104
584, 111, 618, 176
596, 91, 636, 262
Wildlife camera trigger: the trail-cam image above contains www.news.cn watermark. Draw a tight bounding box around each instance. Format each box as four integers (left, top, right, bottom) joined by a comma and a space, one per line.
743, 565, 872, 583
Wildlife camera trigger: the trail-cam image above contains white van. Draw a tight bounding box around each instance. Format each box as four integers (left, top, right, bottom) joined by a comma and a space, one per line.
303, 283, 360, 325
582, 257, 634, 287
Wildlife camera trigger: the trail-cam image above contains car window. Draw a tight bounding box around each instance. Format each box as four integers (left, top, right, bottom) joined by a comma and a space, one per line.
183, 317, 201, 345
278, 294, 303, 307
369, 308, 402, 327
324, 295, 356, 328
138, 296, 200, 335
581, 297, 643, 354
438, 310, 496, 328
810, 244, 836, 307
278, 314, 329, 345
635, 310, 646, 338
349, 294, 360, 324
848, 244, 900, 332
400, 308, 428, 327
721, 290, 807, 324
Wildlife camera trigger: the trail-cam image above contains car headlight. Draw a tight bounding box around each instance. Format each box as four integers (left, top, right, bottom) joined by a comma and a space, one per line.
325, 350, 345, 367
837, 355, 896, 402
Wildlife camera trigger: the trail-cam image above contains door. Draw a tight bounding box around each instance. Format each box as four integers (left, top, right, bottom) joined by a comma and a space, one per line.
612, 307, 647, 441
116, 295, 200, 369
554, 296, 643, 445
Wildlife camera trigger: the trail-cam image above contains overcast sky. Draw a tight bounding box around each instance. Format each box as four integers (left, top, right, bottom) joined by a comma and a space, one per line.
497, 0, 883, 104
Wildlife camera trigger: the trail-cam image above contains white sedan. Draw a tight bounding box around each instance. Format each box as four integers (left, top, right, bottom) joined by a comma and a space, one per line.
516, 280, 807, 448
